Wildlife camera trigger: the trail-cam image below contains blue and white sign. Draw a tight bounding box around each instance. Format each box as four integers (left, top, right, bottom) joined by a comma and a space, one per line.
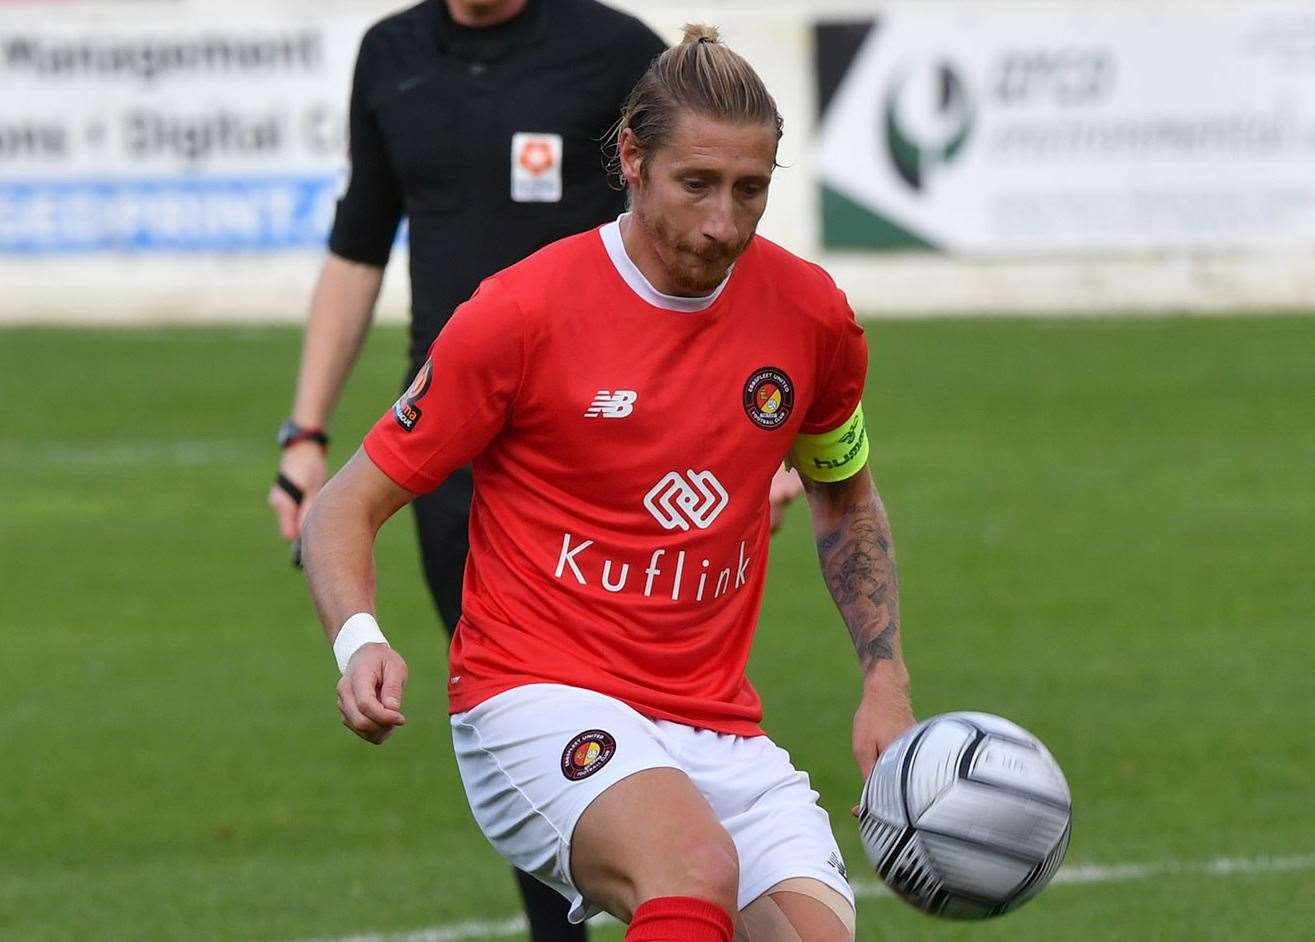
0, 17, 366, 255
0, 176, 341, 253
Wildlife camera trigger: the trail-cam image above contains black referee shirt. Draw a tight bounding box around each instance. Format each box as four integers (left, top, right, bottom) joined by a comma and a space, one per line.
328, 0, 666, 367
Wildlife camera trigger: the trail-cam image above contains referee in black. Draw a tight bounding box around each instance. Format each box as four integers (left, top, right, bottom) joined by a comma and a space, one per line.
267, 2, 665, 939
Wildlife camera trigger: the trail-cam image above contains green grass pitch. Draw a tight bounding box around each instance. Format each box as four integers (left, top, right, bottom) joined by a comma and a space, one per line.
1, 315, 1312, 940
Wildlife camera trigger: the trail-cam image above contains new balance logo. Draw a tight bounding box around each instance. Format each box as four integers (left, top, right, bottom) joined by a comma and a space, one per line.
644, 470, 729, 531
584, 390, 637, 418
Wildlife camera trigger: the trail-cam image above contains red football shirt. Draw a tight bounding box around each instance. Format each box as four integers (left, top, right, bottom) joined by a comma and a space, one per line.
364, 218, 867, 736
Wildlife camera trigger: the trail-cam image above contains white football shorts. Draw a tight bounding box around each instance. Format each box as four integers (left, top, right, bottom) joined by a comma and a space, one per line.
450, 683, 854, 923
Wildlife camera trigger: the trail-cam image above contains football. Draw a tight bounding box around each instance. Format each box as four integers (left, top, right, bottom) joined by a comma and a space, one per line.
858, 711, 1072, 919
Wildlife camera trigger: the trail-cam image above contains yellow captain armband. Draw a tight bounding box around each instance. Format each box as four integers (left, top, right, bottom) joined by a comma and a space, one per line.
788, 403, 869, 482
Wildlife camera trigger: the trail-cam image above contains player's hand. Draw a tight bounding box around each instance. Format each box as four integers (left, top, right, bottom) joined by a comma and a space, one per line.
267, 441, 328, 542
336, 643, 409, 745
851, 677, 916, 815
768, 466, 804, 533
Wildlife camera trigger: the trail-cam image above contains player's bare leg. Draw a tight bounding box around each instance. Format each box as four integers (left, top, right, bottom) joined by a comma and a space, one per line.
571, 767, 739, 927
733, 880, 854, 942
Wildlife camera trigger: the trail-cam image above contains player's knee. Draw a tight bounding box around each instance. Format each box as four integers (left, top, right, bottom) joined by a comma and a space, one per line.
682, 840, 740, 905
638, 839, 739, 913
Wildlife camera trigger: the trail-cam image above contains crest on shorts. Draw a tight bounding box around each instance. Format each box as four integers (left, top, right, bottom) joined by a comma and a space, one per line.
561, 729, 616, 781
393, 358, 432, 431
743, 366, 794, 429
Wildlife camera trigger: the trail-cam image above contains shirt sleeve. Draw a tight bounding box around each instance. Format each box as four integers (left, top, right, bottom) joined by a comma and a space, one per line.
363, 278, 524, 493
800, 288, 868, 436
327, 33, 403, 267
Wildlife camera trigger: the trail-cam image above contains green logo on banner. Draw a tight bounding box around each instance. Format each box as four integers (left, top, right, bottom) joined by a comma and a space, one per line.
884, 63, 974, 191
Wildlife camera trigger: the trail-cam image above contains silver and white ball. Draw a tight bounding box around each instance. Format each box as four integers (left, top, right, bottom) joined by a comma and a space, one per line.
858, 712, 1072, 919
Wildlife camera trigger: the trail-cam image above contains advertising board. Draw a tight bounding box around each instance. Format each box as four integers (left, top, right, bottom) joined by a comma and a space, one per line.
817, 3, 1315, 253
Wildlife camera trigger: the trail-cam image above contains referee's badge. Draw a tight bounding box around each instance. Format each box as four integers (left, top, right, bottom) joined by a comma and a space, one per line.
511, 132, 562, 202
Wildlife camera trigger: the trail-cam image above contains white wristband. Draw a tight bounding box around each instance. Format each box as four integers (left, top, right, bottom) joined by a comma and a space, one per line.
333, 612, 389, 674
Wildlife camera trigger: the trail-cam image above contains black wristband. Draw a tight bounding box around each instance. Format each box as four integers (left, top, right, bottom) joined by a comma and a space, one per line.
278, 418, 329, 450
274, 473, 305, 506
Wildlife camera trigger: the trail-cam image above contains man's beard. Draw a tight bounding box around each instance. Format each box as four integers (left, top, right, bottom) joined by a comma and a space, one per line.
635, 206, 747, 296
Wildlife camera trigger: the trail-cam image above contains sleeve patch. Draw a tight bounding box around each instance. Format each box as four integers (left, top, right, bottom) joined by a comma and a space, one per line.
392, 358, 432, 431
789, 403, 869, 482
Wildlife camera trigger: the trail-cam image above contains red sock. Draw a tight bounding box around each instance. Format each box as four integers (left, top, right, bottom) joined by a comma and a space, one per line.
626, 896, 734, 942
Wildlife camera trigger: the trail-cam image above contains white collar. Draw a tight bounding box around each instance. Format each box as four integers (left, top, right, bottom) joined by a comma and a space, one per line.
599, 214, 731, 313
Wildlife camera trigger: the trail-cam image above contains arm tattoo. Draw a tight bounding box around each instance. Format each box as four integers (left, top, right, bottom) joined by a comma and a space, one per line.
817, 498, 902, 675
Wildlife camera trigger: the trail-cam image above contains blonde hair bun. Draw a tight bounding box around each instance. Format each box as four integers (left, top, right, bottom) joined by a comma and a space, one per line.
606, 21, 781, 187
681, 23, 721, 46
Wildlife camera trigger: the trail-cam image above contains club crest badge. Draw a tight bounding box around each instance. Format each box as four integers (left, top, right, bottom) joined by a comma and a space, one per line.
561, 729, 616, 781
743, 367, 794, 429
393, 358, 432, 431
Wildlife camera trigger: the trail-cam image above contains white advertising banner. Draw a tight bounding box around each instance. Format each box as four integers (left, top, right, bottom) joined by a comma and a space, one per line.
816, 2, 1315, 254
0, 16, 369, 255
